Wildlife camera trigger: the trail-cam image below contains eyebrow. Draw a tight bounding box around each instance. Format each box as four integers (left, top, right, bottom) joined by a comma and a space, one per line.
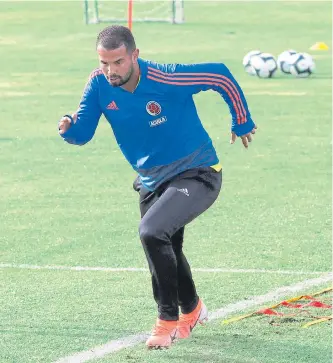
100, 58, 123, 64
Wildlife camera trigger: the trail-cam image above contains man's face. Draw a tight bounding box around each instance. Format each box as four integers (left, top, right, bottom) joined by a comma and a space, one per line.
97, 44, 139, 87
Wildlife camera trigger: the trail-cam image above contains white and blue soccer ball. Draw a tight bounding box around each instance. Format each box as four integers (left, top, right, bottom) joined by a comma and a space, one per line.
250, 53, 278, 78
242, 50, 262, 76
289, 52, 315, 78
277, 49, 298, 74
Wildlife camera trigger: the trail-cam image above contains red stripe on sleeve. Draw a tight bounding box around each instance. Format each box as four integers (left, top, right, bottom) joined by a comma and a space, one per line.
148, 69, 245, 122
147, 73, 246, 124
147, 67, 247, 123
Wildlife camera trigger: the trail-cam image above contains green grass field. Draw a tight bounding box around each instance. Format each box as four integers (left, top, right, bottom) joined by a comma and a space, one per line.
0, 1, 332, 362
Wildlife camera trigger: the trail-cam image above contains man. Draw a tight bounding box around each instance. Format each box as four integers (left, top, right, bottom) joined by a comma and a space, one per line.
58, 25, 257, 349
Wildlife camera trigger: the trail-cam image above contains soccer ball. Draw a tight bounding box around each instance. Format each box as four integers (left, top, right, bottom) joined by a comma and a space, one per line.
242, 50, 262, 76
277, 49, 298, 74
289, 53, 315, 78
250, 53, 277, 78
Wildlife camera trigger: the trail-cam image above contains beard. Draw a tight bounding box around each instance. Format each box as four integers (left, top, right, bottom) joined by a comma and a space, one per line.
108, 64, 134, 87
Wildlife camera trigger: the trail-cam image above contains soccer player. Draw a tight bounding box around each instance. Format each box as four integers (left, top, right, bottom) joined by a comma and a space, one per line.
58, 25, 257, 349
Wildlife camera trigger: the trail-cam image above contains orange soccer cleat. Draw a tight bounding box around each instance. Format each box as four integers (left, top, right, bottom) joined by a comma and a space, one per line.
176, 299, 208, 339
146, 318, 178, 349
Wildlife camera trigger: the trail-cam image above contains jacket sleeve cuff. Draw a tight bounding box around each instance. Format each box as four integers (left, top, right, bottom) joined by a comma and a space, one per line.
232, 119, 255, 137
58, 115, 75, 139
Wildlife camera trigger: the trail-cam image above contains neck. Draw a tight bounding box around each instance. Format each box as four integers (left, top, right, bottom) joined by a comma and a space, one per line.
121, 62, 140, 93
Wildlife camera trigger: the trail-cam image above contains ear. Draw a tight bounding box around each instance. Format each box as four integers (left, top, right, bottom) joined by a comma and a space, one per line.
132, 48, 139, 62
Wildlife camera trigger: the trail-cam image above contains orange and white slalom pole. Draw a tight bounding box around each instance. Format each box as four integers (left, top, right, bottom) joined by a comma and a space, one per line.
128, 0, 133, 31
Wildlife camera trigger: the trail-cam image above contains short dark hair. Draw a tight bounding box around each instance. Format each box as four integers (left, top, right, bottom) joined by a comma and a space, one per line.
96, 25, 136, 52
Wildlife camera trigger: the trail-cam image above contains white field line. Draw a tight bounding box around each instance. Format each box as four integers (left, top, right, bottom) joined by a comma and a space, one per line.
53, 273, 332, 363
0, 263, 328, 275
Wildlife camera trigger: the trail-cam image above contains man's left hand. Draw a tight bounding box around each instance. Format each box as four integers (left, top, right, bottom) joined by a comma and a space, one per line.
230, 125, 257, 148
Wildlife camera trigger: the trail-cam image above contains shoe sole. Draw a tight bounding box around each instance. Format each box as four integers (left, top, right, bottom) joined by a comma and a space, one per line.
146, 329, 177, 349
147, 345, 170, 350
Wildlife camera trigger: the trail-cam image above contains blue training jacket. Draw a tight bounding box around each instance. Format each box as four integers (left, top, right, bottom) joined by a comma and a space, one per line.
60, 58, 255, 190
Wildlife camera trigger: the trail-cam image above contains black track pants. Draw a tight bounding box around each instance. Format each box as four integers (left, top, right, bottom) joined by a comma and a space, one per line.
134, 168, 222, 321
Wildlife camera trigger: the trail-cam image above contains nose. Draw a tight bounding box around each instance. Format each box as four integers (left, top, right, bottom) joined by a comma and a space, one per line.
107, 64, 119, 75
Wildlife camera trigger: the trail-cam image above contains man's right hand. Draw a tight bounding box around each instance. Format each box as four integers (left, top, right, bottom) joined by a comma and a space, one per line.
58, 113, 77, 134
